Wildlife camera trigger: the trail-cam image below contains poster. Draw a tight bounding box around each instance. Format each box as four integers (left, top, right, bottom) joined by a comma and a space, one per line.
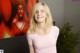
0, 0, 38, 39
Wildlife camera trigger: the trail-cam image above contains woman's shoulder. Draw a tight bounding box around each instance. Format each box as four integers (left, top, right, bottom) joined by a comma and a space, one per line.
27, 33, 36, 38
51, 25, 59, 31
27, 33, 33, 36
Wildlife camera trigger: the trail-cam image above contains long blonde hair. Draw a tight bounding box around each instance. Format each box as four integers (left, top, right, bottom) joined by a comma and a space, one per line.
27, 2, 53, 34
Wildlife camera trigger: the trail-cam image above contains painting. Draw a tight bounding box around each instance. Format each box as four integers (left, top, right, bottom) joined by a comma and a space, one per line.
0, 0, 38, 39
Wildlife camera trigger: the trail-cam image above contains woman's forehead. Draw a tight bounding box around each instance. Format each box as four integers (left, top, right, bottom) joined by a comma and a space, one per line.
18, 5, 23, 7
35, 5, 44, 10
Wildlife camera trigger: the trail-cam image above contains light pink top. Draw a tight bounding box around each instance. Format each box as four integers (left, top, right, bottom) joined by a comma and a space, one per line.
27, 26, 59, 53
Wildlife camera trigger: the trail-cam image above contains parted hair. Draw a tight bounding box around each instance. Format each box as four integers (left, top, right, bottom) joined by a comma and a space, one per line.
27, 2, 53, 34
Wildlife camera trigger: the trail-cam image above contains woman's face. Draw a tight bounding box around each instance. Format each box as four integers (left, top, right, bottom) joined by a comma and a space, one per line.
34, 5, 47, 23
17, 5, 24, 17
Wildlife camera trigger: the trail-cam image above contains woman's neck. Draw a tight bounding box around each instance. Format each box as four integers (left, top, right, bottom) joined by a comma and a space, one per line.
36, 21, 45, 30
35, 21, 45, 35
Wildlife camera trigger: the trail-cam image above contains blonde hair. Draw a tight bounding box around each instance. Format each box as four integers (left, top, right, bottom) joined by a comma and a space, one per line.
27, 2, 53, 34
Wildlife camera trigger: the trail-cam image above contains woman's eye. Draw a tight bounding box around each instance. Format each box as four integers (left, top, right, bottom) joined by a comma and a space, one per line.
35, 11, 38, 13
18, 8, 20, 10
35, 11, 37, 13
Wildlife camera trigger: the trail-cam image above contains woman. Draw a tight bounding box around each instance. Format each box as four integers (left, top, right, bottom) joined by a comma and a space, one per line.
26, 2, 59, 53
12, 2, 29, 37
